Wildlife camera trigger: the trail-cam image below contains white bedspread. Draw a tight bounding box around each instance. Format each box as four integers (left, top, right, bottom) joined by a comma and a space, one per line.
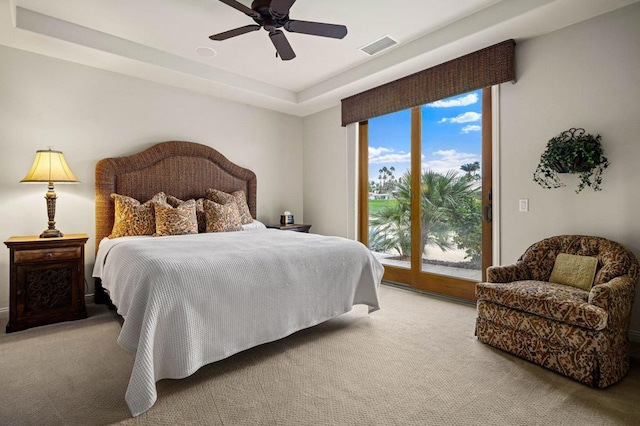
93, 230, 383, 416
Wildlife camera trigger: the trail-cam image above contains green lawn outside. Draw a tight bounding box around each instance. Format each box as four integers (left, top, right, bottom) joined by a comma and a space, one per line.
368, 199, 398, 215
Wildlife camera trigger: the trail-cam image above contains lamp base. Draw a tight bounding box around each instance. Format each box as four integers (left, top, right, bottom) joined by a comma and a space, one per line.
40, 229, 63, 238
40, 184, 63, 238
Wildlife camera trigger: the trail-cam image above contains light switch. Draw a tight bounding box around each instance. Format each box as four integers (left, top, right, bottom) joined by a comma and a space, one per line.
519, 199, 529, 212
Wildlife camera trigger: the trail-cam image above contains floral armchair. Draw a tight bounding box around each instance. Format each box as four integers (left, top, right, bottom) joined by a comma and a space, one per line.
475, 235, 639, 388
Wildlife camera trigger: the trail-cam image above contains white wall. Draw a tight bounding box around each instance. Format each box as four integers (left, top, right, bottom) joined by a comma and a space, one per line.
499, 2, 640, 331
0, 45, 304, 310
302, 3, 640, 333
302, 106, 355, 238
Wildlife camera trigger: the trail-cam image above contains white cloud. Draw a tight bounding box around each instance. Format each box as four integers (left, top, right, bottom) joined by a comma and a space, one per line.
422, 149, 480, 174
369, 146, 392, 157
427, 93, 478, 108
369, 146, 411, 164
439, 111, 482, 124
461, 125, 481, 133
370, 152, 411, 164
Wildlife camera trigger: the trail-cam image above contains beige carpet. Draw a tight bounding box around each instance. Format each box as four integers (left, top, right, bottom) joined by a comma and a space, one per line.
1, 284, 639, 426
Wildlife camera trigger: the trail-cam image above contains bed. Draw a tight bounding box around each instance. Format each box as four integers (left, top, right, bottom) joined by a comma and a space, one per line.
91, 141, 383, 416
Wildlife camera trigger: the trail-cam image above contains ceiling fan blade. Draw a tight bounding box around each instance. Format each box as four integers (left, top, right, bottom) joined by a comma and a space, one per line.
284, 20, 347, 39
219, 0, 260, 18
209, 25, 261, 41
270, 0, 296, 18
269, 30, 296, 60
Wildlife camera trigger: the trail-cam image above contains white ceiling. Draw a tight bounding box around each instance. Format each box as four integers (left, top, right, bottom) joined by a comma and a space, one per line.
1, 0, 638, 116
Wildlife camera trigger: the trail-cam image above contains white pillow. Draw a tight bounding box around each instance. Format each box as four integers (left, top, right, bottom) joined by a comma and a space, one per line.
241, 220, 267, 231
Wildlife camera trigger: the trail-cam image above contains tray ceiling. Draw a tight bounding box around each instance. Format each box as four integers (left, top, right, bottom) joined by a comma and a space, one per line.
1, 0, 637, 116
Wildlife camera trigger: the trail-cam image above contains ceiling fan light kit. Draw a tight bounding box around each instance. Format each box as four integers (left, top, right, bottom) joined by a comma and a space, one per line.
211, 0, 348, 61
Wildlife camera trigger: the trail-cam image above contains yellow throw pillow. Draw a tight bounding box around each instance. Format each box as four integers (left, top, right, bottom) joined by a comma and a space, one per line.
109, 192, 166, 238
549, 253, 598, 291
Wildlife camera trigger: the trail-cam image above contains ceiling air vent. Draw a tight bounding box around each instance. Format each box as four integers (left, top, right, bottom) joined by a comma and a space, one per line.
360, 35, 398, 56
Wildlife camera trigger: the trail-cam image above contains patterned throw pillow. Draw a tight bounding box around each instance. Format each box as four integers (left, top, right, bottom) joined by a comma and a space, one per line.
166, 195, 183, 208
154, 199, 198, 237
109, 192, 166, 238
167, 195, 206, 233
203, 199, 242, 233
205, 188, 253, 225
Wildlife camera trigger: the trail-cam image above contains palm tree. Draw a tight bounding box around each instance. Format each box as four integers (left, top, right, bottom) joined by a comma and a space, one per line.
460, 161, 481, 180
376, 166, 397, 193
369, 169, 479, 259
369, 173, 412, 257
387, 166, 396, 192
369, 202, 411, 257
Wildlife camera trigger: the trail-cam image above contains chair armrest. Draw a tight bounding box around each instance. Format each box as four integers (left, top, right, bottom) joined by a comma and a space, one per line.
486, 261, 530, 283
589, 276, 637, 329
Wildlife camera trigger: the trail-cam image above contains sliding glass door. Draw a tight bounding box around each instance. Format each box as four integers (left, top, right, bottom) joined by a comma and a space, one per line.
359, 88, 492, 300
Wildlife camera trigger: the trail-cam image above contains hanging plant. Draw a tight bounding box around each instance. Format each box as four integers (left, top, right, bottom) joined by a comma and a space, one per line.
533, 128, 609, 193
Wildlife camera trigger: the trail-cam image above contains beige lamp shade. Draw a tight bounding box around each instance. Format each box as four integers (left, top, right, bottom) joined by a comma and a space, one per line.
21, 149, 79, 183
21, 148, 78, 238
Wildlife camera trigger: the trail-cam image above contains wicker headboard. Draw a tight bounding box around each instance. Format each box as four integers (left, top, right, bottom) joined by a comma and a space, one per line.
95, 141, 257, 248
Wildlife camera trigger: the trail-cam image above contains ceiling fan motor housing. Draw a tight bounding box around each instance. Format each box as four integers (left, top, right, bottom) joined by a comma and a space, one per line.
251, 0, 289, 28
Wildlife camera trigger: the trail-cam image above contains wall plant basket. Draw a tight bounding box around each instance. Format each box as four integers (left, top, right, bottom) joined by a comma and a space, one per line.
533, 128, 609, 193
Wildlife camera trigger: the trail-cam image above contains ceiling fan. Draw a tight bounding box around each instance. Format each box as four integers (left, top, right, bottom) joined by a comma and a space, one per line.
210, 0, 348, 61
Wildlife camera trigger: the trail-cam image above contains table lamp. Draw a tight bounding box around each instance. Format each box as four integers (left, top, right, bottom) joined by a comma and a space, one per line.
21, 148, 79, 238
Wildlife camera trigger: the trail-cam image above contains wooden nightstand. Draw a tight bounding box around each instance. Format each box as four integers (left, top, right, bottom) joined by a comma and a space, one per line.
4, 234, 89, 333
266, 224, 312, 233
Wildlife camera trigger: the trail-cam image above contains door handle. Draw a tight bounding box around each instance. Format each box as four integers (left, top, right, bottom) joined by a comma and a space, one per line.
483, 204, 492, 223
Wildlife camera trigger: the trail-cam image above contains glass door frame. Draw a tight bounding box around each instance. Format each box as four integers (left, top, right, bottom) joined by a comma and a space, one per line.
358, 88, 493, 301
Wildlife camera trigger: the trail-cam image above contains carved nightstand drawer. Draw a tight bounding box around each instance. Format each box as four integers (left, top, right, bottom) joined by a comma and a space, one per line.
14, 246, 81, 263
4, 234, 89, 333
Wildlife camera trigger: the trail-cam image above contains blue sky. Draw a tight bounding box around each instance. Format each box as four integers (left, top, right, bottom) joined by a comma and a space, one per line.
368, 89, 482, 182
